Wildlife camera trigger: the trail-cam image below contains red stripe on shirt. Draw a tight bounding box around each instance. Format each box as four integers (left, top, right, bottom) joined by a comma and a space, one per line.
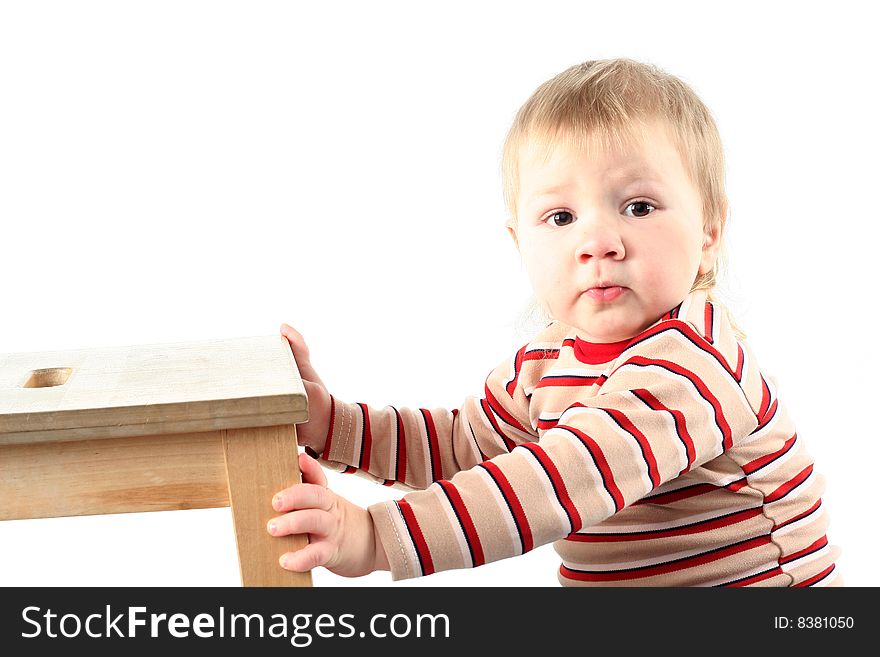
420, 408, 443, 482
779, 535, 828, 565
794, 564, 835, 587
485, 384, 528, 433
765, 464, 813, 503
522, 442, 582, 533
623, 355, 733, 450
480, 398, 516, 451
625, 321, 738, 382
726, 478, 747, 492
720, 566, 785, 587
633, 482, 716, 505
393, 406, 407, 486
662, 302, 683, 321
505, 345, 526, 397
606, 403, 661, 486
735, 343, 744, 383
397, 499, 435, 576
631, 387, 695, 476
756, 399, 778, 431
438, 480, 485, 567
774, 498, 822, 531
566, 507, 763, 542
742, 434, 797, 475
523, 348, 560, 362
633, 478, 746, 506
322, 394, 336, 461
560, 534, 772, 582
480, 460, 534, 553
704, 301, 715, 344
535, 375, 603, 389
559, 424, 625, 512
758, 375, 771, 420
357, 402, 372, 471
466, 417, 487, 462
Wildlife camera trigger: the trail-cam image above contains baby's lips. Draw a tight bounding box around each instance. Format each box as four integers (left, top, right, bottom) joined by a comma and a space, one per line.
584, 286, 627, 302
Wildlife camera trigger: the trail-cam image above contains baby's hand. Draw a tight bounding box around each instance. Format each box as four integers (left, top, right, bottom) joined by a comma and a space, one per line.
268, 452, 389, 578
280, 323, 332, 455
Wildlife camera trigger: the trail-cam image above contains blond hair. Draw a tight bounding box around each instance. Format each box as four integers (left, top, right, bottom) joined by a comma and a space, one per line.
501, 58, 745, 340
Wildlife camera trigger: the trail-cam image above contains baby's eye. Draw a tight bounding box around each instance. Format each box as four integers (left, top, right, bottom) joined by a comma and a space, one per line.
624, 200, 656, 218
544, 210, 575, 227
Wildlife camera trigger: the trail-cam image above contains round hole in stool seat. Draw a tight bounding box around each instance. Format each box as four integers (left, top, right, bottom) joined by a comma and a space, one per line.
23, 367, 73, 388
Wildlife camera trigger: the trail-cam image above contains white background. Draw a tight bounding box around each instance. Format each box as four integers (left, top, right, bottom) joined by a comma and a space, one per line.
1, 0, 877, 587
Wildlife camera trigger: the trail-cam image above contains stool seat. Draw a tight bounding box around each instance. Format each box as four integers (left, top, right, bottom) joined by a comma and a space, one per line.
0, 335, 312, 587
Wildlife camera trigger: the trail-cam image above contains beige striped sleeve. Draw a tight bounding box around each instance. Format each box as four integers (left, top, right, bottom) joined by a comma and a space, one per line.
310, 348, 537, 491
368, 318, 761, 580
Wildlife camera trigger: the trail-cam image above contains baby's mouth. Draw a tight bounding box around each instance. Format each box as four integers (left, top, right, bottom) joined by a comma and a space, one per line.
585, 286, 627, 302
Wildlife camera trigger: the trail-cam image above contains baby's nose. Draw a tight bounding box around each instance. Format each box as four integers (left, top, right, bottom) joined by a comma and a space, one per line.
575, 223, 625, 260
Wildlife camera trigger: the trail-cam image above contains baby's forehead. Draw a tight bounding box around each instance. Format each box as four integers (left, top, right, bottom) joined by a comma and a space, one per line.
518, 141, 663, 187
519, 119, 680, 177
520, 121, 664, 166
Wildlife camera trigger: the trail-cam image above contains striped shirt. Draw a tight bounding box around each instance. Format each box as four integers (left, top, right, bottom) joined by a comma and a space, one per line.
312, 289, 842, 586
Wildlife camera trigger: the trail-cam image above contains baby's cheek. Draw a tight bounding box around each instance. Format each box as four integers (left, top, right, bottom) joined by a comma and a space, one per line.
635, 265, 665, 295
650, 272, 696, 313
528, 269, 560, 301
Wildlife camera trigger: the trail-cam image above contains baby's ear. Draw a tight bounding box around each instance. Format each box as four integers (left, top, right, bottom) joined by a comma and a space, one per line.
699, 219, 724, 275
506, 224, 520, 251
704, 220, 723, 247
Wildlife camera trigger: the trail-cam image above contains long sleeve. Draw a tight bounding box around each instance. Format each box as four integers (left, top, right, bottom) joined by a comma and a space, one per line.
310, 348, 538, 491
367, 318, 761, 580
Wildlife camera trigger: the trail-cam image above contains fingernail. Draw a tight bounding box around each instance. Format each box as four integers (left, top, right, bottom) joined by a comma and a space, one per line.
268, 521, 276, 535
272, 496, 282, 510
280, 556, 289, 569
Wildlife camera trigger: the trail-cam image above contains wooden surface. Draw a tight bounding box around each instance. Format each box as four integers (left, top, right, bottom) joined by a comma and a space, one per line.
224, 424, 312, 587
0, 336, 308, 445
0, 336, 313, 586
0, 430, 229, 520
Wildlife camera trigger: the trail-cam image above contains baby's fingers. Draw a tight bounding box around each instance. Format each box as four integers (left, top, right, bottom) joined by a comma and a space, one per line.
272, 482, 330, 513
268, 508, 334, 539
280, 541, 335, 572
280, 324, 310, 360
298, 451, 327, 488
271, 455, 327, 512
280, 323, 325, 386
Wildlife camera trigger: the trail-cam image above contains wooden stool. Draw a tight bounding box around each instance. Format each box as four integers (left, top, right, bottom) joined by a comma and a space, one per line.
0, 336, 312, 587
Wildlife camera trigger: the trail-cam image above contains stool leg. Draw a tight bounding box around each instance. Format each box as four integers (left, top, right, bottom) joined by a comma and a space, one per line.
223, 424, 312, 587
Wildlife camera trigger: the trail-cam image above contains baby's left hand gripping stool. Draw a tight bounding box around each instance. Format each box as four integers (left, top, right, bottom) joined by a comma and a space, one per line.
0, 335, 312, 587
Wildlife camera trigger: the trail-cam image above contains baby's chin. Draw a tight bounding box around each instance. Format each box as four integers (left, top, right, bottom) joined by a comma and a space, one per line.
569, 314, 647, 344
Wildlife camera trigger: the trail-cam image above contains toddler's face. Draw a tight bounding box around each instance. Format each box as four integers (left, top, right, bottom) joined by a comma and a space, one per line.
509, 118, 720, 343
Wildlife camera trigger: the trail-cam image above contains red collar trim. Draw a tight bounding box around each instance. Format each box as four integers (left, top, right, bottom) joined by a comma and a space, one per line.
573, 335, 634, 365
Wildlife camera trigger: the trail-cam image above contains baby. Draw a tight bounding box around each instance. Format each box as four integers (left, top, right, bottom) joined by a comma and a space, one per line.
268, 58, 841, 586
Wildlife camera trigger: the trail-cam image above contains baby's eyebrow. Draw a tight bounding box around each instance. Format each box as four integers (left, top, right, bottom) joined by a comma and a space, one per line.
609, 166, 664, 185
530, 171, 663, 200
608, 165, 663, 184
532, 184, 572, 198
